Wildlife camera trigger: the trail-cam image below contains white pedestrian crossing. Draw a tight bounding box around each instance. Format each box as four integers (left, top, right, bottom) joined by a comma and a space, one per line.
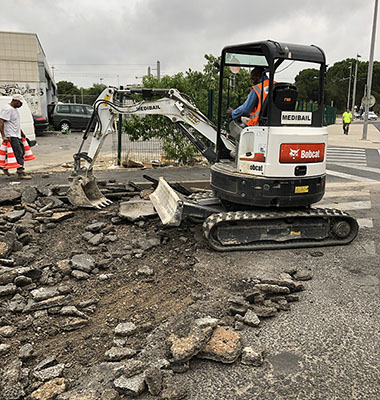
327, 146, 367, 165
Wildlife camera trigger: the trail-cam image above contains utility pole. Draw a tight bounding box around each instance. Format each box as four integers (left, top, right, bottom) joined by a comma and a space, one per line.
351, 54, 361, 116
363, 0, 378, 140
346, 62, 352, 110
148, 66, 151, 77
157, 60, 161, 82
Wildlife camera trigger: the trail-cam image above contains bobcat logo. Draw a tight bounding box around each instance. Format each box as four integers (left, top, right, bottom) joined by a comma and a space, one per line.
289, 148, 299, 159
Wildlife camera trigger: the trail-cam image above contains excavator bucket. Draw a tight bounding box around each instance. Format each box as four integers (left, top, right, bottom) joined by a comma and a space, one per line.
67, 173, 112, 208
149, 177, 184, 226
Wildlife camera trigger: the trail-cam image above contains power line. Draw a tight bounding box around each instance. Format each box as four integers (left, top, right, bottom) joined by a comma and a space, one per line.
55, 73, 142, 78
51, 63, 154, 66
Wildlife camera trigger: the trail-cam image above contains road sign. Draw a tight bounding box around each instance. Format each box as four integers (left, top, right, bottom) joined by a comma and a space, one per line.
361, 95, 376, 107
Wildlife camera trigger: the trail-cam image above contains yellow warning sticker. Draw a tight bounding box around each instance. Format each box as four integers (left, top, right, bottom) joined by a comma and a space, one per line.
290, 231, 301, 236
102, 93, 111, 106
295, 186, 309, 194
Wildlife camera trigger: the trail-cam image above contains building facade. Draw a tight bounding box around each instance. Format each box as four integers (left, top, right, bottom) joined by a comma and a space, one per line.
0, 31, 57, 118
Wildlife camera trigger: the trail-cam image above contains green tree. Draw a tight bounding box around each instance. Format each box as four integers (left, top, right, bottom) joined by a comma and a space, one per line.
57, 81, 81, 103
81, 83, 107, 105
124, 55, 231, 164
324, 59, 380, 113
294, 68, 320, 102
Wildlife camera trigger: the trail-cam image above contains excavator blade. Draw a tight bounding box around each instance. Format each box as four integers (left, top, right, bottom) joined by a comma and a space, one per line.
149, 177, 184, 226
67, 173, 112, 209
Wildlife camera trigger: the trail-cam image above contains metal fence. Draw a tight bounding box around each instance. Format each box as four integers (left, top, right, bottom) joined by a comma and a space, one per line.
57, 94, 98, 105
114, 134, 165, 164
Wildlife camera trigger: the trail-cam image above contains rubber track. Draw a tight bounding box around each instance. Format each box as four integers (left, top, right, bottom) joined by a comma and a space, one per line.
202, 208, 359, 252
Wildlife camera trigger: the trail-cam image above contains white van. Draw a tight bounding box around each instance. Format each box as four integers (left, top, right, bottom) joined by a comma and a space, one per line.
0, 95, 36, 143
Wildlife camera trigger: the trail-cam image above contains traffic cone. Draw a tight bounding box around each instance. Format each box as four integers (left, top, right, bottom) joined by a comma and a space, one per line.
0, 141, 7, 168
4, 142, 21, 170
22, 137, 36, 161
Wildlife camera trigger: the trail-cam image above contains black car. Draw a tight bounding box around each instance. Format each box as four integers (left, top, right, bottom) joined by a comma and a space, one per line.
51, 103, 94, 132
33, 114, 49, 134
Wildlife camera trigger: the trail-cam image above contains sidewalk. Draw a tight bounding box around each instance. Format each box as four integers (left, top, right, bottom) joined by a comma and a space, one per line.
327, 120, 380, 149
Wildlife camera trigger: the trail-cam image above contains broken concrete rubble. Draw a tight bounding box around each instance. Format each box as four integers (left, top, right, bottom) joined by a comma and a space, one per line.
0, 179, 314, 400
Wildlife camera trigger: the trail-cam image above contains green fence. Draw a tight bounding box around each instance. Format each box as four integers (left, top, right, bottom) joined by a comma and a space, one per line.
323, 105, 337, 126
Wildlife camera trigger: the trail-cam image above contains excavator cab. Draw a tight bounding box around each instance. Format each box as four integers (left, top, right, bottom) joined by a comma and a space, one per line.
217, 40, 326, 137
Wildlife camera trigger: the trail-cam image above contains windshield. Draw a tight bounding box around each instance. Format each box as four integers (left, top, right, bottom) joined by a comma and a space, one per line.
225, 52, 268, 68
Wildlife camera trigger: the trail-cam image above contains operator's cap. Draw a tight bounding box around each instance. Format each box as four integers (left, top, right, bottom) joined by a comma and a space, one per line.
12, 94, 23, 103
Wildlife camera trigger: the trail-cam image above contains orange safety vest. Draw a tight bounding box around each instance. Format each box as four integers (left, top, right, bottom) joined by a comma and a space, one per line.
246, 79, 270, 126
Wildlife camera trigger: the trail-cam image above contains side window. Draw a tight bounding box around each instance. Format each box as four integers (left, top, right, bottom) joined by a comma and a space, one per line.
72, 105, 85, 114
56, 105, 70, 113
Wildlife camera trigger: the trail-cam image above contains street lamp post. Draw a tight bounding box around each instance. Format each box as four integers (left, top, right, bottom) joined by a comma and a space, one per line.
351, 54, 361, 116
363, 0, 378, 140
347, 63, 352, 110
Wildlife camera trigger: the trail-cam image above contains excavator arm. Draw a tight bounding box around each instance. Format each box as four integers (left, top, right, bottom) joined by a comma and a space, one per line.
68, 87, 234, 208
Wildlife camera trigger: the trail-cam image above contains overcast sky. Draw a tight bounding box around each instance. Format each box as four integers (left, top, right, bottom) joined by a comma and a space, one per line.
0, 0, 378, 88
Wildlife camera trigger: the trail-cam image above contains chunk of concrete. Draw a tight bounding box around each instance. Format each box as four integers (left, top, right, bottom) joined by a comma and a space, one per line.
119, 200, 156, 222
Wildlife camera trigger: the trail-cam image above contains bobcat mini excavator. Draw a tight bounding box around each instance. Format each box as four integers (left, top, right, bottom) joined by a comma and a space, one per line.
68, 40, 359, 251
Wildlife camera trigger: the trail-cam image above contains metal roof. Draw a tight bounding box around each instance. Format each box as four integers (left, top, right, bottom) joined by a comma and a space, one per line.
222, 40, 326, 64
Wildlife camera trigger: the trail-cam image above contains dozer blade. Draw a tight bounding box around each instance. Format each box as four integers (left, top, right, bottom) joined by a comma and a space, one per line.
67, 173, 112, 209
149, 177, 184, 226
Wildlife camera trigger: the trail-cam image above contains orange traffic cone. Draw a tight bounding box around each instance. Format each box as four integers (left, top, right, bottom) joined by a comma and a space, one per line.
0, 141, 7, 168
22, 137, 36, 161
4, 142, 21, 170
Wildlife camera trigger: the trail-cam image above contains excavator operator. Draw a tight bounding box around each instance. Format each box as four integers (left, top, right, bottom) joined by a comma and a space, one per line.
226, 66, 269, 145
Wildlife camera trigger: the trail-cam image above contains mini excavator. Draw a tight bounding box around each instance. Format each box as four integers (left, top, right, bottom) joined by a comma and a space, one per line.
68, 40, 358, 251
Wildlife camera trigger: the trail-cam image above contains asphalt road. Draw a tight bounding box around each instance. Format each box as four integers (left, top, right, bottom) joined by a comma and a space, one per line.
2, 131, 380, 399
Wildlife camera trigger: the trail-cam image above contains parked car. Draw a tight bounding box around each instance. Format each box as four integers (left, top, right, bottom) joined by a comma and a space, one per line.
51, 103, 94, 132
33, 114, 49, 134
368, 111, 378, 121
0, 95, 36, 143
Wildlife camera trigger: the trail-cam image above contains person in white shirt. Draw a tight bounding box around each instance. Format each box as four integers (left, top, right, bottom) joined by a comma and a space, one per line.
0, 94, 32, 179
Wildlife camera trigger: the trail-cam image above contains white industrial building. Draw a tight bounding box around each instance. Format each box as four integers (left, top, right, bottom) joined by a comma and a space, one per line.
0, 31, 57, 118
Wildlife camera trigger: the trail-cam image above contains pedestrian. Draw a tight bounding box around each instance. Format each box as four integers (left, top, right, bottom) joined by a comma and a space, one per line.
226, 66, 269, 148
0, 94, 32, 179
342, 108, 353, 135
359, 105, 364, 120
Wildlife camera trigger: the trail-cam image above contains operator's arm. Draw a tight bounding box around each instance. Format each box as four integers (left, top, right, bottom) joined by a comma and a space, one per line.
231, 89, 258, 120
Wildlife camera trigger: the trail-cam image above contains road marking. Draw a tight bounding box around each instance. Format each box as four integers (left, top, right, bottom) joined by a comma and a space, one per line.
326, 169, 377, 182
356, 218, 373, 228
328, 146, 366, 152
327, 147, 367, 165
326, 180, 380, 188
323, 190, 370, 198
320, 200, 371, 211
330, 164, 380, 174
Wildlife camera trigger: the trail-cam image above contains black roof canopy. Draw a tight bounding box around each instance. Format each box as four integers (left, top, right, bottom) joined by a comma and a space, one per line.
222, 40, 326, 65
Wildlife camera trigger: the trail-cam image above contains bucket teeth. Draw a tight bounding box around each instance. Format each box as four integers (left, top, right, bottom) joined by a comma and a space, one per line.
68, 173, 111, 209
